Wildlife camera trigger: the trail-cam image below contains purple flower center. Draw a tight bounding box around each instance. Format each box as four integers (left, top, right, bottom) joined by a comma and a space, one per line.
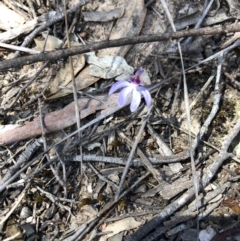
130, 74, 141, 85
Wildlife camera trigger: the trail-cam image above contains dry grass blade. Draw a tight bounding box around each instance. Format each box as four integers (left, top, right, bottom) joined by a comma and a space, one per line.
63, 0, 82, 172
115, 108, 152, 199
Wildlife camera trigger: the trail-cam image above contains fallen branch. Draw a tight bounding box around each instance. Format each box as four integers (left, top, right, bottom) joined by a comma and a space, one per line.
0, 138, 43, 185
1, 23, 240, 70
0, 93, 118, 145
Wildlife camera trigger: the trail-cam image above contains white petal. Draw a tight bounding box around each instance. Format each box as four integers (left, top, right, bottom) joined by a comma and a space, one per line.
130, 88, 141, 112
109, 81, 131, 95
118, 86, 133, 107
138, 87, 151, 107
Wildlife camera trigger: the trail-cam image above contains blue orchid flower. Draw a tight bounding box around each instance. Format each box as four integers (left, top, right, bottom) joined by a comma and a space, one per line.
109, 69, 152, 112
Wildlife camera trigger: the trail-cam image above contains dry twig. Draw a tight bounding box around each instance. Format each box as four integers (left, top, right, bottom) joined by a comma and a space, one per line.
1, 23, 240, 70
126, 117, 240, 240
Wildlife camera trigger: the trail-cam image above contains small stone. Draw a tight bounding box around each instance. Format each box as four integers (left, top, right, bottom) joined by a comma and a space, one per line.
20, 206, 32, 219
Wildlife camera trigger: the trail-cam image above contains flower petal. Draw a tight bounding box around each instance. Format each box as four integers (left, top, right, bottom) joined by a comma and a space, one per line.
109, 81, 131, 95
130, 88, 141, 112
135, 68, 144, 77
118, 86, 132, 107
138, 87, 151, 107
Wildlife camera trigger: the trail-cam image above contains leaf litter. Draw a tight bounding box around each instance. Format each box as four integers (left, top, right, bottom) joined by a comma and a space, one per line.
0, 0, 240, 241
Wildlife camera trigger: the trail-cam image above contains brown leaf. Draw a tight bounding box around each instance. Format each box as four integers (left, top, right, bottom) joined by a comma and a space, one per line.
100, 217, 142, 241
47, 53, 85, 97
223, 199, 240, 214
34, 35, 62, 51
48, 0, 146, 99
5, 218, 23, 241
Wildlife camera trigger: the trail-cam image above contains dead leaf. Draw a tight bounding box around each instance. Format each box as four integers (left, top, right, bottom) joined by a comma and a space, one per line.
0, 18, 39, 43
85, 52, 134, 79
0, 2, 25, 30
83, 7, 124, 22
5, 218, 23, 241
223, 199, 240, 214
34, 34, 62, 51
160, 176, 193, 200
48, 0, 146, 99
226, 0, 240, 18
97, 0, 146, 57
47, 54, 85, 96
34, 33, 81, 52
2, 86, 20, 106
99, 217, 142, 241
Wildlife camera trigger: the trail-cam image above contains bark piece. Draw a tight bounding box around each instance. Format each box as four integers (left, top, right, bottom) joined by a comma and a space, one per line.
160, 176, 193, 200
0, 93, 118, 145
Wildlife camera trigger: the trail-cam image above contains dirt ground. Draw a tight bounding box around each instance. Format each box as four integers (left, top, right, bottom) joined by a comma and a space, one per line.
0, 0, 240, 240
